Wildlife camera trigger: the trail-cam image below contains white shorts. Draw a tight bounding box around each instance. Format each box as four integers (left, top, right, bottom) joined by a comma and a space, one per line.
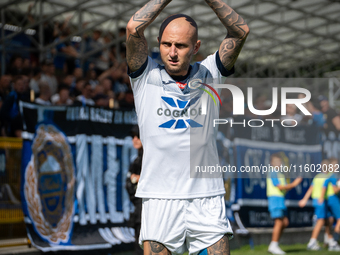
139, 195, 233, 255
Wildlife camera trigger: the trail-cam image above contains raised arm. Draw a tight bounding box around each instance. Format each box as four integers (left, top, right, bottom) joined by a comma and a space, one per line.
126, 0, 172, 72
205, 0, 249, 70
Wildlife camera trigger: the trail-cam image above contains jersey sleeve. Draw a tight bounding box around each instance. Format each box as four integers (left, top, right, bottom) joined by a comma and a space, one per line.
271, 178, 280, 187
323, 177, 337, 187
199, 51, 234, 96
200, 51, 234, 79
128, 56, 158, 97
269, 172, 280, 186
215, 51, 235, 77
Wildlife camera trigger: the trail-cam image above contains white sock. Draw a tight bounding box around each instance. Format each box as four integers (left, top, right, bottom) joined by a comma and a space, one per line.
270, 241, 279, 247
324, 233, 329, 242
309, 238, 316, 244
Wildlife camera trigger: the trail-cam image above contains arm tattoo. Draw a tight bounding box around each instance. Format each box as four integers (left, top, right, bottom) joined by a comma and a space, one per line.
205, 0, 249, 70
207, 235, 230, 255
126, 0, 171, 71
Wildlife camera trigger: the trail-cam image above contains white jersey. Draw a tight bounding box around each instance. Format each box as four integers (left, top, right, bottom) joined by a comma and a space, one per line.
129, 51, 234, 199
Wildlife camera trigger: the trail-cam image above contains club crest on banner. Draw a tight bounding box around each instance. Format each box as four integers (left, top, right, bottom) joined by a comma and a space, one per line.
24, 124, 75, 244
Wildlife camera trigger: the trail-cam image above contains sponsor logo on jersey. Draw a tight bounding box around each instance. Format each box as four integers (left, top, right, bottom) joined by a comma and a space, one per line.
176, 82, 187, 89
158, 96, 203, 129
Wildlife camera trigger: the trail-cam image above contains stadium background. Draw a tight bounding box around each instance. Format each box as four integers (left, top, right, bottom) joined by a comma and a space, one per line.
0, 0, 340, 254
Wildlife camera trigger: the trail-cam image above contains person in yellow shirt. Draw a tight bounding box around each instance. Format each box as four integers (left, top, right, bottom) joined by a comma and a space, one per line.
320, 158, 340, 245
267, 153, 302, 255
299, 159, 340, 251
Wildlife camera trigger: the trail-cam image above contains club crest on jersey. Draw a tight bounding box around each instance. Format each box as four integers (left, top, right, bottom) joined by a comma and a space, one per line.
176, 82, 187, 89
24, 124, 75, 244
157, 96, 203, 129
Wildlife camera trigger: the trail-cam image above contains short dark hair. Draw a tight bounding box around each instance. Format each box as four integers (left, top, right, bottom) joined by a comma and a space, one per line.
159, 14, 198, 42
58, 83, 70, 92
13, 75, 23, 84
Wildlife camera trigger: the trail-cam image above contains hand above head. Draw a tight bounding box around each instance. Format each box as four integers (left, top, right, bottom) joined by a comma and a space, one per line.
126, 0, 172, 72
204, 0, 249, 70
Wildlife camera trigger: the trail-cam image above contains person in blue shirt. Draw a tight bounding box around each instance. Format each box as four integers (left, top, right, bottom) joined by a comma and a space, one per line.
267, 153, 302, 255
299, 159, 340, 251
320, 158, 340, 244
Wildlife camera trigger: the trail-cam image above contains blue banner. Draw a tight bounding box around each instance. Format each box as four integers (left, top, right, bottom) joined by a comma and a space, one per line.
20, 102, 138, 251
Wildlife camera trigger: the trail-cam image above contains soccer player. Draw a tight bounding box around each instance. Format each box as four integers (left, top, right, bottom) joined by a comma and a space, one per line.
267, 153, 302, 255
299, 159, 338, 251
126, 0, 249, 254
320, 158, 340, 249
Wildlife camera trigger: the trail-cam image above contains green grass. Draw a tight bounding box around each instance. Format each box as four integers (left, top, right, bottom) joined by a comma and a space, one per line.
231, 244, 336, 255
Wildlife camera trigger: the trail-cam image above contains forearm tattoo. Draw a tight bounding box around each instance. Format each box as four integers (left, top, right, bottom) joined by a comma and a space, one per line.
127, 0, 171, 71
207, 235, 230, 255
205, 0, 249, 70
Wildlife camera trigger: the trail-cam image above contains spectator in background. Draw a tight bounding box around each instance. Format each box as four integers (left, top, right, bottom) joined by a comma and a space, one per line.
98, 61, 129, 100
0, 75, 12, 103
7, 55, 23, 76
70, 78, 86, 99
118, 90, 134, 110
29, 67, 42, 94
112, 62, 129, 99
62, 74, 74, 88
74, 83, 94, 106
73, 67, 83, 81
92, 84, 105, 98
319, 95, 340, 135
101, 78, 115, 99
35, 81, 51, 105
41, 61, 58, 95
125, 125, 143, 255
298, 94, 325, 128
0, 76, 29, 137
69, 67, 83, 89
22, 75, 30, 94
87, 68, 100, 89
281, 104, 303, 126
96, 33, 113, 73
52, 84, 73, 106
93, 94, 109, 107
22, 58, 32, 75
54, 29, 79, 75
85, 30, 104, 73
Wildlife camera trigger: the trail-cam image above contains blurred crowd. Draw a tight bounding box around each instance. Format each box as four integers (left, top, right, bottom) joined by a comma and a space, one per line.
0, 23, 135, 138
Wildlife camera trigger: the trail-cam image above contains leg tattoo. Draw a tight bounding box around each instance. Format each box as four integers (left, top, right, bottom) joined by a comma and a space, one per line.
207, 235, 230, 255
144, 241, 171, 255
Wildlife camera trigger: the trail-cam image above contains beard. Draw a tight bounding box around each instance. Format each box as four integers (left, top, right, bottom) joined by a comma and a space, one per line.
163, 60, 190, 77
